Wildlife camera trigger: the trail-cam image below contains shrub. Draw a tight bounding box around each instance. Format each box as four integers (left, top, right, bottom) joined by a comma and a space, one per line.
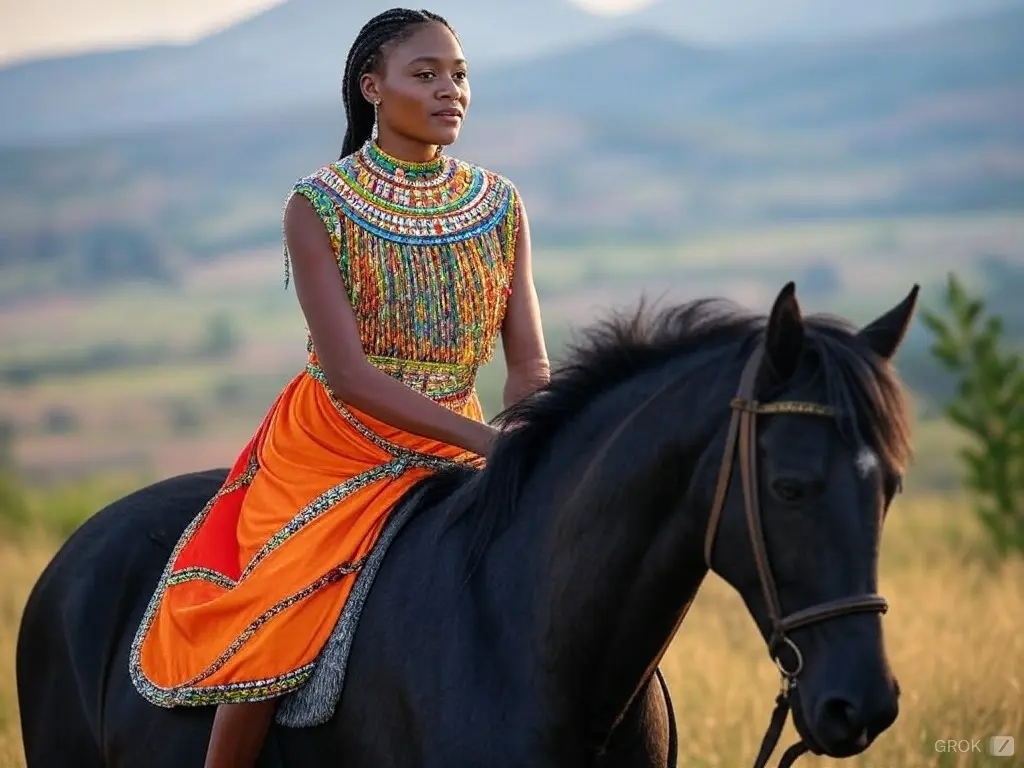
921, 273, 1024, 559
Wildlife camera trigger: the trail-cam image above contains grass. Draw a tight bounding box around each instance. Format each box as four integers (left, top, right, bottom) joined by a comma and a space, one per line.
0, 492, 1021, 767
663, 494, 1024, 767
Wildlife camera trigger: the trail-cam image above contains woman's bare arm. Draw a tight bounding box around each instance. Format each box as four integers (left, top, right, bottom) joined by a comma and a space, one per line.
500, 197, 550, 409
284, 194, 497, 456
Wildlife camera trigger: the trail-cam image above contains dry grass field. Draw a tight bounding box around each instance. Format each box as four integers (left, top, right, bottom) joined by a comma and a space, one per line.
1, 493, 1021, 767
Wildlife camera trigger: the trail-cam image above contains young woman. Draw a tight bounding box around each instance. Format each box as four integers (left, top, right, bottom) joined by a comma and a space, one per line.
128, 8, 550, 766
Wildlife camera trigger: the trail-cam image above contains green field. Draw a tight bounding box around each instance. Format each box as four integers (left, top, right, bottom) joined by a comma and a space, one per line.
2, 211, 1017, 487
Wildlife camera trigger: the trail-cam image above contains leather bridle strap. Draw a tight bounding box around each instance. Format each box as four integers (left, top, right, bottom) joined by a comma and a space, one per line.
702, 340, 889, 768
704, 344, 763, 567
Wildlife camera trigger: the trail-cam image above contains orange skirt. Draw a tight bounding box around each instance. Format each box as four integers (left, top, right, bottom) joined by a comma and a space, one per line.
129, 368, 482, 707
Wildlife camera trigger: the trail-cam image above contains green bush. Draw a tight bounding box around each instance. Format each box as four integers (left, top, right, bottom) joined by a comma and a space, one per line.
0, 469, 29, 533
0, 418, 28, 532
921, 273, 1024, 558
24, 480, 122, 539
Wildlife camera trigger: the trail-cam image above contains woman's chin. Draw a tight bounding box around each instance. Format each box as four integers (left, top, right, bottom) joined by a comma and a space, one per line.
427, 127, 461, 148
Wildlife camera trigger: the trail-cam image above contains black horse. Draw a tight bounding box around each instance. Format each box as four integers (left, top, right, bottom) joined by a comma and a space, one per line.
16, 282, 917, 767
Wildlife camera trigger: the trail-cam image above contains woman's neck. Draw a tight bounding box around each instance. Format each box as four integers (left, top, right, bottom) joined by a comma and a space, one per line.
373, 130, 441, 164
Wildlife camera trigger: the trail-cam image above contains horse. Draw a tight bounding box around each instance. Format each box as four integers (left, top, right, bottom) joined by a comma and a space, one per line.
16, 281, 918, 767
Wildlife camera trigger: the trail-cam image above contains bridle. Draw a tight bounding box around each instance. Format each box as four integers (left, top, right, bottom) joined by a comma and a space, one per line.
702, 342, 890, 768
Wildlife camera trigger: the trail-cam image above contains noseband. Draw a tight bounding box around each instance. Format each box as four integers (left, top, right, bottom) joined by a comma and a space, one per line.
703, 342, 889, 768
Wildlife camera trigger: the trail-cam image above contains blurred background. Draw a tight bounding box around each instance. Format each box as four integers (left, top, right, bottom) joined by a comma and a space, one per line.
1, 1, 1022, 766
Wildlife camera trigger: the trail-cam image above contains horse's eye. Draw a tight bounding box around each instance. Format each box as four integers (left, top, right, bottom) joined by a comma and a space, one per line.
771, 478, 807, 504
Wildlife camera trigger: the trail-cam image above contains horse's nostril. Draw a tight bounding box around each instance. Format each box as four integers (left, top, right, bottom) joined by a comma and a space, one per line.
818, 696, 861, 739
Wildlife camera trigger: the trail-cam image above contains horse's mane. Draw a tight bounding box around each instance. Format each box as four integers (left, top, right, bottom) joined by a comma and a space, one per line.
427, 296, 913, 575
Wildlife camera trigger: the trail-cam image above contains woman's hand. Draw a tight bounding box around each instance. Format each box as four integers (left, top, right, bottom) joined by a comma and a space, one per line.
469, 421, 499, 458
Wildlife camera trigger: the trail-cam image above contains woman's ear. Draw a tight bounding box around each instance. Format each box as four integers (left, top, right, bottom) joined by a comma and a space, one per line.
360, 73, 381, 105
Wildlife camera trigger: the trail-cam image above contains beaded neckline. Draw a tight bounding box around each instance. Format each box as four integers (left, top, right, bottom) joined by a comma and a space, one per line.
307, 141, 514, 246
360, 141, 447, 182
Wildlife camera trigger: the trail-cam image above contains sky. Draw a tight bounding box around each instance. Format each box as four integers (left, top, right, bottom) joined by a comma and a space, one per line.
0, 0, 653, 65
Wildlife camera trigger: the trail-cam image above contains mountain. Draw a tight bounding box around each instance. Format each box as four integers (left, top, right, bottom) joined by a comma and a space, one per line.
1, 7, 1022, 295
468, 8, 1024, 138
0, 0, 616, 146
4, 0, 1024, 146
631, 0, 1024, 43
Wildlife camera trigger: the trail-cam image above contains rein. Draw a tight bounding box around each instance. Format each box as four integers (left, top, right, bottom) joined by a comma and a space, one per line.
703, 343, 889, 768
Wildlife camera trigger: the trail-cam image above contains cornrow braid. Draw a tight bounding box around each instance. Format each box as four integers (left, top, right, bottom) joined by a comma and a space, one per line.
339, 8, 457, 159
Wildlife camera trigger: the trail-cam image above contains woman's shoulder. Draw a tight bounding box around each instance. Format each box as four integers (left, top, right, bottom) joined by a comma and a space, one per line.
284, 159, 357, 222
290, 159, 346, 193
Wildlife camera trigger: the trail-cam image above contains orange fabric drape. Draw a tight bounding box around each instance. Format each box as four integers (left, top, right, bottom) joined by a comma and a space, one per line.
130, 370, 482, 707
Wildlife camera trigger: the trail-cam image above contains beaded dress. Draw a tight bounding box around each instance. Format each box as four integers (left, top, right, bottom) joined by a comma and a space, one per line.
130, 141, 520, 709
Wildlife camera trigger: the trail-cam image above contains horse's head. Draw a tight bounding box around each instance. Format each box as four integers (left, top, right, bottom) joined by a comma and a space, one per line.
703, 282, 917, 760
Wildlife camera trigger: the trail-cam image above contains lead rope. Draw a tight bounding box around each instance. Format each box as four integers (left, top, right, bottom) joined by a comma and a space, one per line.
752, 678, 810, 768
753, 691, 791, 768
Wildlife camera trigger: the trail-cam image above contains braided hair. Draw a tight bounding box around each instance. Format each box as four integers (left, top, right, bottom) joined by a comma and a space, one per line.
339, 8, 458, 159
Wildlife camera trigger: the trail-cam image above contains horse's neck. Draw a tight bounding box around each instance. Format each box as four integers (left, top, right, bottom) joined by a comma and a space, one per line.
491, 362, 716, 740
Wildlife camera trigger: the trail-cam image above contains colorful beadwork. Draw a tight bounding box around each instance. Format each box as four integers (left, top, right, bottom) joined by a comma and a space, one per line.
285, 142, 520, 409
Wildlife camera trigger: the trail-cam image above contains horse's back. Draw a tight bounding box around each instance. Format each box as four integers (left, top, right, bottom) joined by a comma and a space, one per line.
16, 469, 227, 767
16, 467, 678, 767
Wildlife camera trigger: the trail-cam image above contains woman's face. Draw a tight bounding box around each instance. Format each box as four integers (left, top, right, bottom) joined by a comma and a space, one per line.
362, 22, 470, 149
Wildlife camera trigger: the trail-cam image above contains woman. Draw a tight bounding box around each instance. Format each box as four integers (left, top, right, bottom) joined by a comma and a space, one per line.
128, 8, 550, 767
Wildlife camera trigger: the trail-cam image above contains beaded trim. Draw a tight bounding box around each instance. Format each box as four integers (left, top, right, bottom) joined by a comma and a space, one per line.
306, 355, 476, 410
362, 141, 446, 179
326, 142, 512, 246
128, 395, 476, 708
166, 567, 236, 591
730, 398, 837, 417
236, 465, 398, 582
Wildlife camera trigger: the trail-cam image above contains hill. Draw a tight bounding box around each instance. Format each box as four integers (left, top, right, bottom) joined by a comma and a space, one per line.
3, 1, 1024, 145
0, 0, 618, 145
1, 8, 1022, 299
632, 0, 1023, 43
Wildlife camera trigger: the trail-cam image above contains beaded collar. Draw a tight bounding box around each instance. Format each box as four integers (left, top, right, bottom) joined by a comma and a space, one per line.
360, 141, 448, 182
324, 141, 512, 245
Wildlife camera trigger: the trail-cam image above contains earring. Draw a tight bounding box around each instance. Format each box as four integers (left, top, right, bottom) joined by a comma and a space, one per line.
370, 99, 380, 143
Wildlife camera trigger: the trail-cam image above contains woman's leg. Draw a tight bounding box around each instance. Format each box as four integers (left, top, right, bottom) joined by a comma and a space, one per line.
204, 699, 277, 768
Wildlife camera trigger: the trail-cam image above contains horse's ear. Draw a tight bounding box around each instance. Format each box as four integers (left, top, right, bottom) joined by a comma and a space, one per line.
764, 281, 804, 382
857, 284, 920, 361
